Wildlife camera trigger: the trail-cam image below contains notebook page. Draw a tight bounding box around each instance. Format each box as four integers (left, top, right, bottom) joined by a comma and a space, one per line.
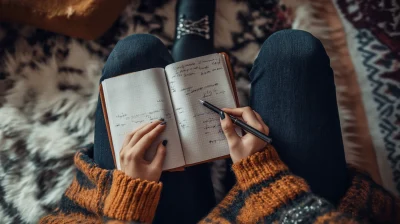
165, 54, 237, 164
102, 68, 185, 170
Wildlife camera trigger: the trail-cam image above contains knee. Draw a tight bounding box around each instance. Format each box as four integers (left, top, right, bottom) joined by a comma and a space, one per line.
102, 34, 172, 79
113, 34, 168, 59
258, 30, 327, 65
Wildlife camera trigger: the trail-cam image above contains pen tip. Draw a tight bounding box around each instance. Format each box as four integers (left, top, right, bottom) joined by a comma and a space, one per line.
199, 99, 204, 104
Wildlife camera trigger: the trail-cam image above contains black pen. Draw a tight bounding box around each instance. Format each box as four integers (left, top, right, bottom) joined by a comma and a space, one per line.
199, 99, 272, 144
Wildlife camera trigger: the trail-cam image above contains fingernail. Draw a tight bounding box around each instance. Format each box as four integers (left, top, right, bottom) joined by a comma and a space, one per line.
162, 140, 168, 146
159, 118, 165, 121
220, 111, 225, 120
160, 121, 166, 125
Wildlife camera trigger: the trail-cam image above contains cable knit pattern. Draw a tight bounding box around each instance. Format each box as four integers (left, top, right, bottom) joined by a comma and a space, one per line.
40, 144, 400, 223
40, 145, 162, 224
103, 172, 162, 222
232, 144, 289, 189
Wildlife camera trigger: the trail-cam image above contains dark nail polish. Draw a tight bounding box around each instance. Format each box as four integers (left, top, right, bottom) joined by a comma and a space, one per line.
220, 111, 225, 120
160, 121, 167, 125
159, 118, 165, 121
162, 140, 168, 146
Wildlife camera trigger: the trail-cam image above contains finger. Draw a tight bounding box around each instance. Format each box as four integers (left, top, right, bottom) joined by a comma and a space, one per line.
253, 111, 269, 135
129, 120, 164, 146
122, 122, 148, 147
120, 123, 148, 163
151, 141, 167, 169
134, 122, 167, 158
222, 107, 262, 131
220, 112, 240, 146
242, 110, 269, 148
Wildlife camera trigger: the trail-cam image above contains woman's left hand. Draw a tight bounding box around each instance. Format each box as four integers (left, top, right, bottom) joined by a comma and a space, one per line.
119, 120, 167, 182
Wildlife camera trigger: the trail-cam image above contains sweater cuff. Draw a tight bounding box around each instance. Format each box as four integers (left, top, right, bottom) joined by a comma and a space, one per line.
232, 145, 290, 190
103, 171, 162, 223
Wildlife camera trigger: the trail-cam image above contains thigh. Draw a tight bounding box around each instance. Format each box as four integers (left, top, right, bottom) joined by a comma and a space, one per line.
94, 34, 215, 223
94, 34, 174, 169
249, 30, 348, 203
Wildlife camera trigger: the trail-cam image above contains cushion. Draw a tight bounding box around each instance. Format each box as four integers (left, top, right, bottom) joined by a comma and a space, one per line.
0, 0, 129, 39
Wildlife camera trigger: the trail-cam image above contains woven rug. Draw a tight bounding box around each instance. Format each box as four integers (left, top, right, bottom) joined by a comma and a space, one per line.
334, 0, 400, 195
287, 0, 400, 195
0, 0, 290, 223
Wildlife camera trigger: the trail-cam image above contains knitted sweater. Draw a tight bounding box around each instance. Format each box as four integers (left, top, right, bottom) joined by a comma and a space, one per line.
40, 144, 400, 223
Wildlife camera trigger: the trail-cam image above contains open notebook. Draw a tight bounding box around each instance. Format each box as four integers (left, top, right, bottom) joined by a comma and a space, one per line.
100, 53, 239, 171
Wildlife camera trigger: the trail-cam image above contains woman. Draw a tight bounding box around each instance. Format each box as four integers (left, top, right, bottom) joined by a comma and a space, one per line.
40, 0, 399, 223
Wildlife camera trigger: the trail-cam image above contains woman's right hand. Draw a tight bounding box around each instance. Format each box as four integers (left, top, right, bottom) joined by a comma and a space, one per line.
119, 120, 167, 182
220, 107, 270, 163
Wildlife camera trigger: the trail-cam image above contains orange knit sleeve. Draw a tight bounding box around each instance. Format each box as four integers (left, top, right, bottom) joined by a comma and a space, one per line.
232, 144, 291, 191
103, 171, 162, 223
39, 147, 162, 224
199, 145, 358, 223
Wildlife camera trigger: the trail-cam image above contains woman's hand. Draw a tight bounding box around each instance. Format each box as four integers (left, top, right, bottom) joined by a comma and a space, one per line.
220, 107, 269, 163
119, 120, 167, 182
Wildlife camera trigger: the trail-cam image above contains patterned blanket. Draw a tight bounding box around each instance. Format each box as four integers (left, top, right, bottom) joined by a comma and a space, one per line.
0, 0, 290, 223
289, 0, 399, 195
335, 0, 400, 195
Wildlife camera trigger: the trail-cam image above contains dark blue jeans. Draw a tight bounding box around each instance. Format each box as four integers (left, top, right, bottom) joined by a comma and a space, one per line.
249, 30, 347, 203
94, 30, 348, 223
